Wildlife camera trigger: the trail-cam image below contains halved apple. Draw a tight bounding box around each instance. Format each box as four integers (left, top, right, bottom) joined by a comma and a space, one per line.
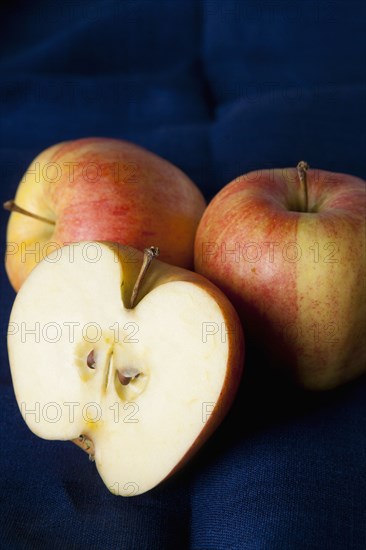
8, 242, 243, 496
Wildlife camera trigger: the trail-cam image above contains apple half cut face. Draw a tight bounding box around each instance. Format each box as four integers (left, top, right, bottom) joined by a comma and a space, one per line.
8, 242, 243, 496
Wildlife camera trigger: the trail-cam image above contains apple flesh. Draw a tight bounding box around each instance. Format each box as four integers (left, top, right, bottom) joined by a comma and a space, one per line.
194, 165, 365, 390
8, 242, 243, 496
5, 137, 206, 291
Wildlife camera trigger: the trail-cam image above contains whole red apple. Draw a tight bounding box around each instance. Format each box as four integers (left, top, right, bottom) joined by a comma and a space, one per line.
5, 137, 206, 291
195, 163, 365, 390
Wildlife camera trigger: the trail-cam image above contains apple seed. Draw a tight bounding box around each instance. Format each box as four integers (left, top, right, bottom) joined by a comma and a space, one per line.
117, 368, 140, 386
87, 349, 96, 369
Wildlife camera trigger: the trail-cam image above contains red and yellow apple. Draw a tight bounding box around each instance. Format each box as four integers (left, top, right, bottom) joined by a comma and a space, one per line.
8, 242, 244, 496
195, 163, 365, 390
5, 137, 206, 290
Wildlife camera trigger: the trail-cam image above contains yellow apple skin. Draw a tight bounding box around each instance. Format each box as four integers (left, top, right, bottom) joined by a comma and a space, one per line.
5, 138, 206, 291
194, 167, 366, 390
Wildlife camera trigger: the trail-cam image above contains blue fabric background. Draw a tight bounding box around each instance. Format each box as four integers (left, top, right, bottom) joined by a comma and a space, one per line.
1, 1, 365, 548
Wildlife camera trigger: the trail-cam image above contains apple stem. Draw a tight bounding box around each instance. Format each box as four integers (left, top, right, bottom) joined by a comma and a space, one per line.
296, 161, 310, 213
130, 246, 159, 308
3, 199, 55, 225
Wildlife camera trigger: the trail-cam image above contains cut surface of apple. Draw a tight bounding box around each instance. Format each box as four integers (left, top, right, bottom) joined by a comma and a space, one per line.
8, 242, 243, 496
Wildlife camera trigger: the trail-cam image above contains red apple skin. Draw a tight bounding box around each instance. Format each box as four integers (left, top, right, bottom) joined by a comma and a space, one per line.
5, 138, 206, 291
194, 167, 366, 390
